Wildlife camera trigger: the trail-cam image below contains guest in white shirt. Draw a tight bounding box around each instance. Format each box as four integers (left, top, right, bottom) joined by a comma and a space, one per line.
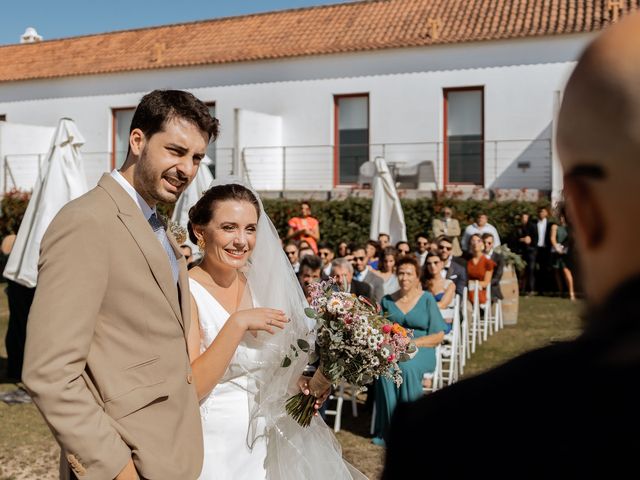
351, 245, 384, 302
535, 206, 551, 293
461, 213, 501, 252
284, 241, 300, 273
414, 233, 430, 267
317, 242, 335, 279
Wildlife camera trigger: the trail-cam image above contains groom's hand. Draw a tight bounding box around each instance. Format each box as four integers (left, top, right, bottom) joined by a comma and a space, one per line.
114, 458, 139, 480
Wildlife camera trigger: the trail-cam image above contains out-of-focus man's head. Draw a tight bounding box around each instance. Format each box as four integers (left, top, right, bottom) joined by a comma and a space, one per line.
557, 13, 640, 304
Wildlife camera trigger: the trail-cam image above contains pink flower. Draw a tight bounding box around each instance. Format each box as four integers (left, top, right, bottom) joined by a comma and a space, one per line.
382, 324, 392, 334
387, 354, 395, 362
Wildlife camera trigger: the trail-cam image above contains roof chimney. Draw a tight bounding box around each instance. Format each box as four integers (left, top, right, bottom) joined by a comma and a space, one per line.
21, 27, 43, 44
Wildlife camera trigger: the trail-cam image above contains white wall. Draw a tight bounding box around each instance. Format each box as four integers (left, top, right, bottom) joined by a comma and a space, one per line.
0, 33, 592, 191
0, 122, 55, 192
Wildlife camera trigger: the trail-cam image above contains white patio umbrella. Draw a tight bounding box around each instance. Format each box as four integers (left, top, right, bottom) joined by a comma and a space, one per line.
3, 118, 89, 288
171, 156, 214, 248
369, 157, 407, 244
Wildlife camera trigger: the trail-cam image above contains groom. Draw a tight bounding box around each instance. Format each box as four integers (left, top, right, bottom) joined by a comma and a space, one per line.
23, 90, 218, 480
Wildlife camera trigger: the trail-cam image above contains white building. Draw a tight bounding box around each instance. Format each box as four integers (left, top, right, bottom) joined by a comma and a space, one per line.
0, 0, 636, 197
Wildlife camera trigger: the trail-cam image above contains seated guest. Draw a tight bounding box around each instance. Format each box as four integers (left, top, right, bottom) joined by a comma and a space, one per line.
317, 242, 335, 279
395, 241, 411, 258
378, 233, 391, 250
336, 240, 350, 259
284, 242, 300, 273
422, 253, 456, 333
372, 247, 400, 295
414, 233, 430, 267
351, 245, 384, 302
482, 233, 504, 300
437, 235, 467, 298
372, 256, 447, 446
298, 255, 323, 301
180, 244, 193, 265
366, 240, 381, 270
330, 258, 372, 299
467, 234, 496, 304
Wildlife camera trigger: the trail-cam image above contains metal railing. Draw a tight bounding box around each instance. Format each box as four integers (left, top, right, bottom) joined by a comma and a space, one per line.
2, 140, 551, 194
240, 139, 552, 192
2, 148, 236, 194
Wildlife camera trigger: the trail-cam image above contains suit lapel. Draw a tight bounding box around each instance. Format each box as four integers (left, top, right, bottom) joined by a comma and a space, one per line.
98, 174, 184, 330
167, 229, 191, 336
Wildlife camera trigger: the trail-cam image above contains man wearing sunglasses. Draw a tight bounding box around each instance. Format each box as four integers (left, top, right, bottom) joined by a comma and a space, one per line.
436, 235, 466, 298
384, 13, 640, 476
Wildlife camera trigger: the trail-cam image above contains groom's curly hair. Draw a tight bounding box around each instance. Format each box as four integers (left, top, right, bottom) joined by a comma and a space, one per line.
187, 184, 260, 244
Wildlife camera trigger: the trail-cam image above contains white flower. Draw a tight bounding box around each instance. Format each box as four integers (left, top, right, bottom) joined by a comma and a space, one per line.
371, 357, 380, 367
380, 347, 390, 358
367, 336, 378, 348
327, 297, 342, 314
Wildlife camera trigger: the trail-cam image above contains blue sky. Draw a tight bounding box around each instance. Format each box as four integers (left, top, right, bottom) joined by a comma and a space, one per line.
0, 0, 348, 45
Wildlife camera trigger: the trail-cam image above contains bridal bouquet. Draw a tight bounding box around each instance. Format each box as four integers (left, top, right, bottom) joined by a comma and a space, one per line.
284, 279, 416, 427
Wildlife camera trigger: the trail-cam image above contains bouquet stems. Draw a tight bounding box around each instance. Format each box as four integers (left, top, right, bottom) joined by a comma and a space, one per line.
286, 369, 332, 427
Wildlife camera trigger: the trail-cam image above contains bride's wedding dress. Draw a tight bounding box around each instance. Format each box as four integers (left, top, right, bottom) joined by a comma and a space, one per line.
190, 177, 367, 480
191, 278, 267, 479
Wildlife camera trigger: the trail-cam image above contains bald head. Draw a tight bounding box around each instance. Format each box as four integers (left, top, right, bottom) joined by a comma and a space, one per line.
557, 13, 640, 305
558, 13, 640, 174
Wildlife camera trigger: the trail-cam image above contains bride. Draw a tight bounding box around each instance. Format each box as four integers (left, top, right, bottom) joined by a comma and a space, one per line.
186, 180, 365, 479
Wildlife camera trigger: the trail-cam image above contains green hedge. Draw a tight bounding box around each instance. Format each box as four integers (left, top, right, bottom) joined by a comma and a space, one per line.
263, 198, 550, 248
0, 191, 550, 250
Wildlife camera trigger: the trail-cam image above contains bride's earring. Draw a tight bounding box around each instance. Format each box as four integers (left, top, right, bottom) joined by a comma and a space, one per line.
197, 236, 206, 252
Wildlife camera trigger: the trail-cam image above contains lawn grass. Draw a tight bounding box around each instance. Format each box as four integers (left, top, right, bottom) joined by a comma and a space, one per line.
0, 291, 582, 479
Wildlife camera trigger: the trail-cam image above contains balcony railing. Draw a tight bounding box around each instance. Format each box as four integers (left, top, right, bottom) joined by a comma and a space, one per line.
2, 139, 552, 195
237, 139, 552, 192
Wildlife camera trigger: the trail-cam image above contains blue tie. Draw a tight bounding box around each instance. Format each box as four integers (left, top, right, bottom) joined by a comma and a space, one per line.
148, 213, 179, 284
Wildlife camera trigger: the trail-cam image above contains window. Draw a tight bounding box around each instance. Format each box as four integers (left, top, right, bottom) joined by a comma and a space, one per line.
112, 108, 135, 169
0, 114, 6, 121
334, 94, 369, 185
444, 88, 484, 185
111, 104, 216, 172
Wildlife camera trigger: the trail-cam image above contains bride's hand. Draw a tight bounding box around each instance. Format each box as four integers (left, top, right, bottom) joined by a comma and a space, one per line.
230, 308, 288, 335
297, 376, 331, 413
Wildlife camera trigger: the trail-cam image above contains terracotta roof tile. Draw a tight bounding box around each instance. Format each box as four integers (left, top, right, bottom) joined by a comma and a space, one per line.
1, 0, 639, 83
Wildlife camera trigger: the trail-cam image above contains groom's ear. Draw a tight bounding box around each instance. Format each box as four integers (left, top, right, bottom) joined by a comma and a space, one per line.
129, 128, 146, 158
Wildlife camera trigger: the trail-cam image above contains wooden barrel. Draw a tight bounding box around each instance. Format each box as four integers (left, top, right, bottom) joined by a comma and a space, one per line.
499, 266, 519, 325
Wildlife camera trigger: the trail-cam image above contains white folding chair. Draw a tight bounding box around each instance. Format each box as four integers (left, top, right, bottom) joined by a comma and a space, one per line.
468, 281, 481, 354
324, 383, 355, 433
439, 295, 460, 386
493, 298, 504, 332
480, 283, 493, 342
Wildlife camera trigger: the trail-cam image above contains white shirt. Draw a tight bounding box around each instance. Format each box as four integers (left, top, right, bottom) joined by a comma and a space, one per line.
440, 257, 452, 279
110, 169, 156, 220
416, 251, 428, 267
461, 223, 501, 251
537, 218, 547, 247
354, 268, 367, 282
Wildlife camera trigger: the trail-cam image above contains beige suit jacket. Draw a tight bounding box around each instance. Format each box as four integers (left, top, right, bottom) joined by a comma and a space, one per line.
23, 174, 203, 480
431, 218, 462, 257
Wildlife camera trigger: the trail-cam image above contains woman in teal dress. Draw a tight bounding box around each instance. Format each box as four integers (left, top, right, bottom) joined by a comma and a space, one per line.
372, 256, 447, 445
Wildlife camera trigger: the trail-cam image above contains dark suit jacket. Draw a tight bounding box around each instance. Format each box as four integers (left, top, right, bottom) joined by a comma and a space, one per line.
513, 220, 538, 255
445, 258, 467, 299
489, 251, 504, 300
350, 279, 373, 300
383, 274, 640, 478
